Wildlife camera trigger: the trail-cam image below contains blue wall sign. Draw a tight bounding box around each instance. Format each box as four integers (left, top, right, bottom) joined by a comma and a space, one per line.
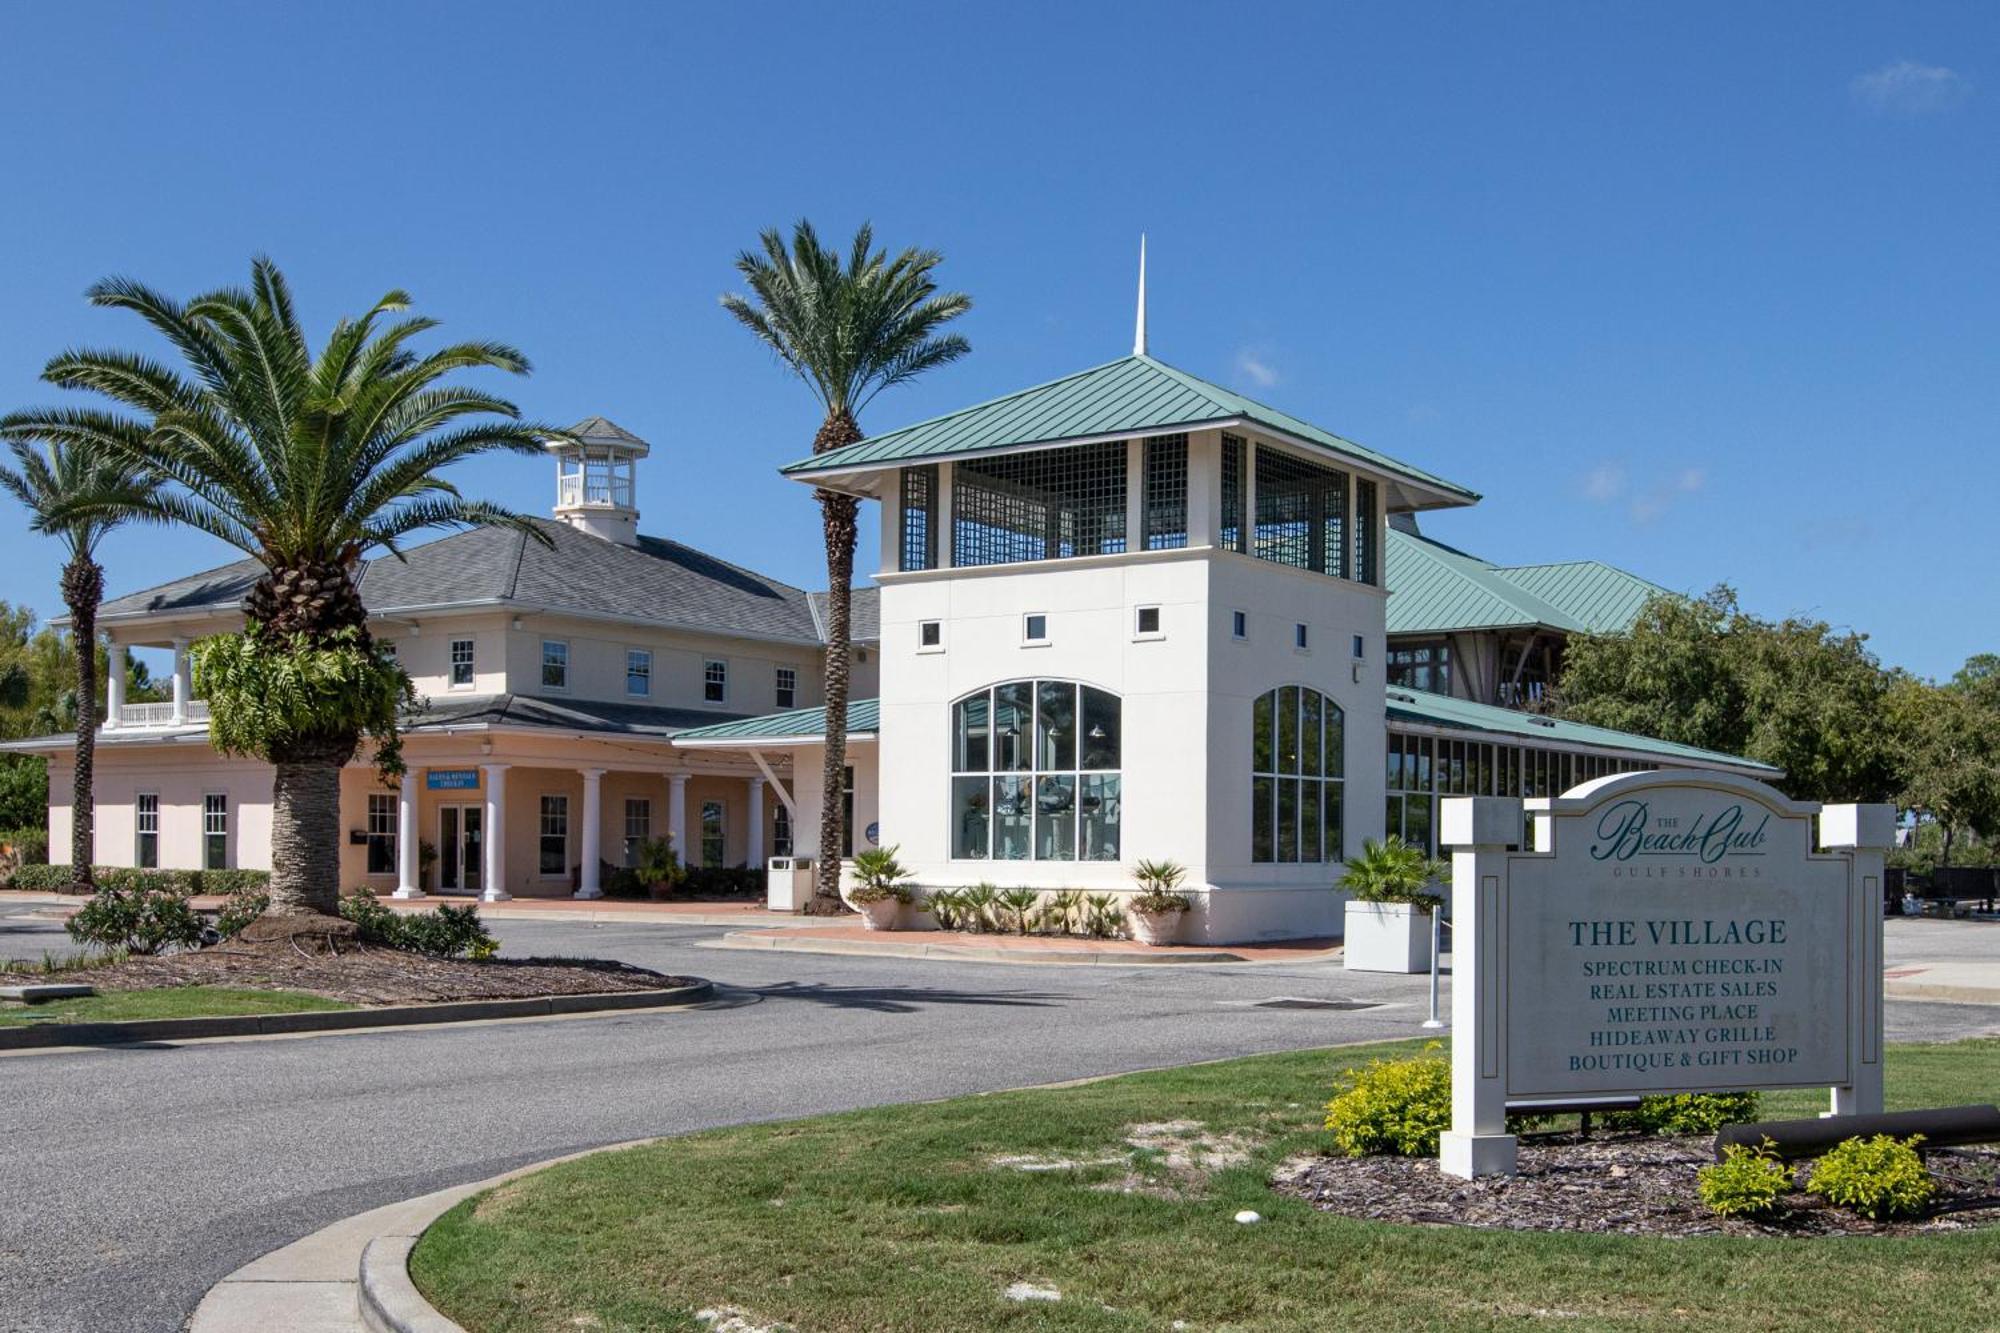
427, 769, 481, 791
865, 821, 880, 846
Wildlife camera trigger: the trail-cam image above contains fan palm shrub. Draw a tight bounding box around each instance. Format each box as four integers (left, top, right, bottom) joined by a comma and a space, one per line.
0, 439, 157, 891
0, 259, 564, 917
722, 222, 970, 908
1340, 836, 1447, 913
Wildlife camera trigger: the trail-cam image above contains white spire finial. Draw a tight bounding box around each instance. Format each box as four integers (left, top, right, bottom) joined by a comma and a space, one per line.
1133, 234, 1148, 357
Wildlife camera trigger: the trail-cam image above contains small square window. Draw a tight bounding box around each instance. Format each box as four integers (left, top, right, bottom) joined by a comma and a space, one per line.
918, 620, 942, 649
1295, 623, 1310, 651
1352, 634, 1366, 659
1023, 613, 1048, 644
704, 659, 728, 703
1135, 606, 1161, 636
1231, 610, 1247, 640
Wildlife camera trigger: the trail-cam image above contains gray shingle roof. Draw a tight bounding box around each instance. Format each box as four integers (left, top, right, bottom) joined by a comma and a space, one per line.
97, 519, 882, 645
407, 692, 745, 737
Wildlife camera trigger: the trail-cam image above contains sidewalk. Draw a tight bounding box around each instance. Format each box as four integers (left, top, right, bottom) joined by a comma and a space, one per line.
713, 921, 1344, 965
0, 890, 819, 930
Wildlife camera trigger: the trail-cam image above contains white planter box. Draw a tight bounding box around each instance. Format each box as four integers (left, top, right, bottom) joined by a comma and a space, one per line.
1343, 901, 1433, 973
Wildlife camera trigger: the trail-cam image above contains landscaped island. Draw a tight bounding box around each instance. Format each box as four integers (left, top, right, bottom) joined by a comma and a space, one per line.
410, 1037, 2000, 1332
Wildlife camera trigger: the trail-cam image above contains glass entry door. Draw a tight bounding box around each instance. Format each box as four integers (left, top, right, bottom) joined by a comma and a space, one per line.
438, 805, 483, 895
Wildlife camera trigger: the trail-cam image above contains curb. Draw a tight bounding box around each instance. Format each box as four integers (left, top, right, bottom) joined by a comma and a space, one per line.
359, 1235, 460, 1333
708, 929, 1337, 966
1884, 981, 2000, 1007
0, 980, 713, 1051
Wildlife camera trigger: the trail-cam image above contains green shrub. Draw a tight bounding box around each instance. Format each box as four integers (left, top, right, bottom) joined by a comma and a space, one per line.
199, 869, 271, 895
679, 866, 764, 897
924, 887, 968, 930
1698, 1140, 1792, 1218
340, 889, 497, 960
848, 847, 914, 905
3, 827, 49, 865
66, 884, 204, 955
1807, 1135, 1936, 1220
3, 864, 268, 895
1605, 1092, 1762, 1136
7, 863, 73, 892
1325, 1046, 1453, 1157
213, 884, 270, 939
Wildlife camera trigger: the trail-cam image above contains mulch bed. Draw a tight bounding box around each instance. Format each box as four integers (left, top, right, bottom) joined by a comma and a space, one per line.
51, 925, 685, 1007
1272, 1134, 2000, 1238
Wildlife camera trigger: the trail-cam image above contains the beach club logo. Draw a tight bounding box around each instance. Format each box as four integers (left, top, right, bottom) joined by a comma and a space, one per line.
1588, 799, 1770, 865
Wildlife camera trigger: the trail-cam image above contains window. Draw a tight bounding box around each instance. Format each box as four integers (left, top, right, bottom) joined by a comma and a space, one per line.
918, 620, 942, 650
623, 798, 651, 865
1294, 623, 1310, 651
627, 649, 652, 697
1232, 610, 1248, 640
700, 800, 726, 869
1385, 732, 1434, 855
381, 641, 397, 661
899, 464, 938, 571
1142, 433, 1189, 550
541, 640, 569, 690
1135, 606, 1161, 636
952, 441, 1127, 567
1353, 479, 1379, 585
1254, 447, 1347, 577
450, 638, 475, 688
1387, 641, 1452, 695
772, 805, 793, 859
1251, 687, 1345, 864
1220, 434, 1248, 553
1023, 613, 1048, 644
775, 666, 796, 709
704, 659, 727, 703
950, 679, 1121, 862
136, 793, 159, 869
539, 795, 569, 876
1353, 635, 1367, 660
365, 793, 397, 875
202, 793, 228, 871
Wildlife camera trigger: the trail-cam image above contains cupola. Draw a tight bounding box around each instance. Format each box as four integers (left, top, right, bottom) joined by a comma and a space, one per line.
548, 416, 650, 544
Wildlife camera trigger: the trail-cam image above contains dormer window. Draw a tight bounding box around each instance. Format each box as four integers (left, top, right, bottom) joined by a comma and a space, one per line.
541, 640, 569, 690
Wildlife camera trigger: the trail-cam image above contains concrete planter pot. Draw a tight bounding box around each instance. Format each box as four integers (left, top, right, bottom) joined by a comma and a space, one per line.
1343, 900, 1433, 973
856, 897, 903, 932
1126, 907, 1184, 947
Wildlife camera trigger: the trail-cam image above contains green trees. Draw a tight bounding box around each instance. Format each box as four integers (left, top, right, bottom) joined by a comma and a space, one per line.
1885, 668, 2000, 866
723, 221, 970, 906
0, 259, 562, 917
0, 441, 157, 890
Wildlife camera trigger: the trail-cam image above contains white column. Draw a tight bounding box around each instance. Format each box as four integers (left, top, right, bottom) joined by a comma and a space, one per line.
1438, 795, 1522, 1179
576, 768, 605, 899
1243, 440, 1258, 559
105, 642, 126, 729
746, 776, 765, 868
393, 769, 422, 899
1187, 431, 1219, 549
667, 773, 688, 863
481, 763, 510, 902
936, 464, 954, 569
1821, 803, 1895, 1118
170, 638, 191, 724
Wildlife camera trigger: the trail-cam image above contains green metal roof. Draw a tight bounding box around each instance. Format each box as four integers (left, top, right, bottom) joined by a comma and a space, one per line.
1386, 688, 1781, 775
781, 354, 1479, 507
671, 698, 879, 745
1386, 526, 1665, 636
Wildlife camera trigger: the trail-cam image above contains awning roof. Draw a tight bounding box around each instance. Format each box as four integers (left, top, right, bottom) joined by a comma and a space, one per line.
1386, 688, 1781, 775
673, 698, 880, 748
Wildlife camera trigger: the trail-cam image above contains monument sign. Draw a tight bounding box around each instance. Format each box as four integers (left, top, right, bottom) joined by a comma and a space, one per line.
1438, 770, 1892, 1179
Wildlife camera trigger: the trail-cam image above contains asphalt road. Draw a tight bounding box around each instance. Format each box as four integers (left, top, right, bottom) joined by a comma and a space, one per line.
1, 904, 1994, 1333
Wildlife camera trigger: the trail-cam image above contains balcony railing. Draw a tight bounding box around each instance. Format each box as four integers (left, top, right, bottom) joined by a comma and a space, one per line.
113, 700, 210, 728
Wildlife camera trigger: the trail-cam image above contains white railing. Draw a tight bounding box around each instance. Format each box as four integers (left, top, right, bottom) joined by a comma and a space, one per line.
113, 700, 210, 728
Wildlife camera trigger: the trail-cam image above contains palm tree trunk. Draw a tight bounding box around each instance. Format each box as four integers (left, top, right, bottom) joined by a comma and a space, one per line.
811, 408, 864, 909
269, 760, 343, 915
61, 555, 103, 895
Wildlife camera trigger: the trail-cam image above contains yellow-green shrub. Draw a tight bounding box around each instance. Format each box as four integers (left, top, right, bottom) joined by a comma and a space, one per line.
1325, 1046, 1451, 1157
1807, 1135, 1936, 1220
1697, 1140, 1792, 1218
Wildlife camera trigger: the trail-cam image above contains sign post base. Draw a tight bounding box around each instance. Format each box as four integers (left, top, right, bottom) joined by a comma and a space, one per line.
1439, 1131, 1517, 1180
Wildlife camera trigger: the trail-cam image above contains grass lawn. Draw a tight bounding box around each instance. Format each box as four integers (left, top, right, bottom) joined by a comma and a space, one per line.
0, 985, 352, 1026
411, 1037, 2000, 1333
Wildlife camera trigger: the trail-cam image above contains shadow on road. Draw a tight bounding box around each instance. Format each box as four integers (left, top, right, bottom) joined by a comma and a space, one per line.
749, 980, 1072, 1014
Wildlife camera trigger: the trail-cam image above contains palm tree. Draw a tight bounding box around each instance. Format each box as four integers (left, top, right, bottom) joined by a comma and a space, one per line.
0, 258, 563, 916
0, 439, 156, 892
722, 221, 970, 907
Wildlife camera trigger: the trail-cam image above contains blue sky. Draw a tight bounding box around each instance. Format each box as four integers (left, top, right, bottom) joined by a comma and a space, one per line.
0, 2, 1992, 679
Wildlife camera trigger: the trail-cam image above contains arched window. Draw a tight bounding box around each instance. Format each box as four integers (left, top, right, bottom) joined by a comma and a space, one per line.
950, 680, 1121, 861
1251, 685, 1345, 863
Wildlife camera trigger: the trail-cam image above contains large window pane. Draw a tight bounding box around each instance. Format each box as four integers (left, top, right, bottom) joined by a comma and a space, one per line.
1405, 793, 1434, 855
1035, 775, 1077, 861
1252, 692, 1274, 771
1252, 777, 1275, 862
993, 776, 1032, 860
1080, 686, 1121, 770
954, 692, 990, 772
1301, 782, 1322, 863
1302, 691, 1322, 778
1036, 681, 1076, 771
1386, 793, 1404, 843
952, 777, 990, 859
1326, 701, 1345, 779
1277, 778, 1299, 862
1080, 775, 1120, 860
994, 683, 1033, 771
1277, 686, 1299, 774
1324, 782, 1344, 861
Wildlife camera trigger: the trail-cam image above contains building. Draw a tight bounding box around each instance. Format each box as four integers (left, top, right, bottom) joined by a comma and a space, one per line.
5, 321, 1775, 941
